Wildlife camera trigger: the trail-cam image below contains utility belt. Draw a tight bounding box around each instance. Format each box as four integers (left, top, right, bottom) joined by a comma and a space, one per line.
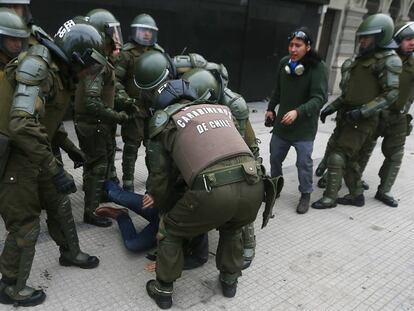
192, 160, 261, 191
0, 132, 10, 179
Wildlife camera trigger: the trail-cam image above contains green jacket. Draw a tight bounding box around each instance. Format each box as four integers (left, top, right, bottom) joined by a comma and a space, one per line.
268, 55, 328, 141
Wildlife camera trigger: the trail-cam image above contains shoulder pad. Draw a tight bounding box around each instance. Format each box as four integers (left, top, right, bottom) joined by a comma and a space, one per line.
149, 110, 170, 138
374, 49, 396, 59
122, 42, 136, 51
164, 103, 188, 116
189, 53, 208, 68
16, 53, 49, 85
27, 44, 52, 65
31, 24, 53, 42
222, 88, 249, 119
153, 44, 165, 53
385, 54, 403, 74
341, 58, 353, 73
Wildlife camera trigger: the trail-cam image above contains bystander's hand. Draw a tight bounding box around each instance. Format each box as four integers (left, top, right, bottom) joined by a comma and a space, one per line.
281, 110, 298, 125
143, 194, 154, 209
265, 110, 274, 121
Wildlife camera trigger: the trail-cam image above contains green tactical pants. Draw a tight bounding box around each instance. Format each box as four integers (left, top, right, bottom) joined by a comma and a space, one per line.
324, 114, 379, 200
156, 179, 264, 284
0, 150, 80, 288
357, 111, 408, 194
75, 121, 114, 215
120, 116, 145, 191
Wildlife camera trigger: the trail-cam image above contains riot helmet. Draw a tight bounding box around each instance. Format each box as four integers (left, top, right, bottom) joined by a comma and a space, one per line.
152, 79, 198, 110
130, 14, 158, 46
0, 0, 32, 26
54, 19, 106, 70
134, 50, 171, 90
181, 68, 220, 100
355, 13, 396, 56
86, 9, 123, 53
0, 8, 29, 58
394, 22, 414, 55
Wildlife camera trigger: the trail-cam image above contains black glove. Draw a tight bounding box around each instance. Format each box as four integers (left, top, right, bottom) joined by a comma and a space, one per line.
320, 106, 335, 123
67, 148, 86, 169
53, 168, 77, 194
345, 109, 362, 122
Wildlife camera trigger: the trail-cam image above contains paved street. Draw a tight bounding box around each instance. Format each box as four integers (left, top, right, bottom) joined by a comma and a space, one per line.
1, 101, 413, 311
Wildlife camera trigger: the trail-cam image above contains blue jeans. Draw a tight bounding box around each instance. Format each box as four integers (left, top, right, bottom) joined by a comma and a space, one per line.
105, 181, 159, 252
270, 134, 314, 193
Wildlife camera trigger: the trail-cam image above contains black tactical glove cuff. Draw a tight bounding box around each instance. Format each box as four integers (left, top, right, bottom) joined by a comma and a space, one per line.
53, 168, 77, 194
67, 148, 86, 169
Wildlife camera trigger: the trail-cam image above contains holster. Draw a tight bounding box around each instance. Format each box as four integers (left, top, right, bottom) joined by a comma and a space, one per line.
0, 133, 10, 178
261, 175, 284, 229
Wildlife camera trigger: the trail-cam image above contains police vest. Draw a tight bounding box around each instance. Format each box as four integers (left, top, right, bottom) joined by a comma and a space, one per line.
171, 104, 252, 186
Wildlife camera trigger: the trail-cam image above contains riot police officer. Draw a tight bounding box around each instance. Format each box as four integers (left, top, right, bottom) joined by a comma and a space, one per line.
133, 66, 266, 309
312, 14, 402, 209
115, 13, 164, 191
356, 21, 414, 207
0, 20, 105, 307
75, 9, 132, 227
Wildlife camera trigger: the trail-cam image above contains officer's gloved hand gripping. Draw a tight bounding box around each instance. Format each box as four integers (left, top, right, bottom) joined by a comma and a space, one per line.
52, 168, 77, 194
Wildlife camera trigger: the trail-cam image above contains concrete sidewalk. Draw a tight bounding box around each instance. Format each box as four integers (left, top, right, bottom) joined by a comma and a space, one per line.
1, 101, 413, 311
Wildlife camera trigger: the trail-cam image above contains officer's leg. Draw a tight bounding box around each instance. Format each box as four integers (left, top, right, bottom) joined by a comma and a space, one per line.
316, 127, 338, 177
76, 122, 112, 227
107, 124, 119, 184
269, 134, 291, 178
146, 222, 182, 309
216, 228, 243, 297
312, 152, 345, 209
0, 158, 45, 306
38, 174, 99, 269
121, 118, 144, 191
241, 223, 255, 269
376, 116, 407, 207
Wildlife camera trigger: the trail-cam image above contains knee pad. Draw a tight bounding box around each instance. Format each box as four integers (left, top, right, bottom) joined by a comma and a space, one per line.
14, 219, 40, 249
327, 152, 345, 169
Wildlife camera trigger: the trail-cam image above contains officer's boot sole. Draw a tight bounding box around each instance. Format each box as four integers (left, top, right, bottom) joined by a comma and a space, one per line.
59, 255, 100, 269
146, 280, 172, 310
0, 290, 46, 307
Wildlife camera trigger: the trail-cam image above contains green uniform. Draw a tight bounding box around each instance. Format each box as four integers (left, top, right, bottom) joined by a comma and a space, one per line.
315, 49, 402, 206
74, 61, 125, 220
114, 42, 162, 191
0, 45, 85, 295
148, 102, 264, 286
357, 52, 414, 200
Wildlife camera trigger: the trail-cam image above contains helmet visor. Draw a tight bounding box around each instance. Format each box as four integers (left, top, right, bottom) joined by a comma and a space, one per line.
106, 22, 123, 50
71, 47, 107, 68
131, 25, 157, 46
0, 4, 32, 24
395, 22, 414, 42
0, 34, 28, 58
355, 33, 380, 56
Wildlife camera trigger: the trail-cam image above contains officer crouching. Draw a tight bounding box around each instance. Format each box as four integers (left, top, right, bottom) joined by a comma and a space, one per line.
133, 56, 278, 308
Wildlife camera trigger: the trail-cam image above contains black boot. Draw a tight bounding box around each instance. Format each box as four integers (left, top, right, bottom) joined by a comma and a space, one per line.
337, 194, 365, 207
220, 280, 237, 298
0, 285, 46, 307
146, 279, 173, 309
83, 213, 112, 227
59, 249, 100, 269
375, 191, 398, 207
296, 193, 310, 214
311, 197, 337, 209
